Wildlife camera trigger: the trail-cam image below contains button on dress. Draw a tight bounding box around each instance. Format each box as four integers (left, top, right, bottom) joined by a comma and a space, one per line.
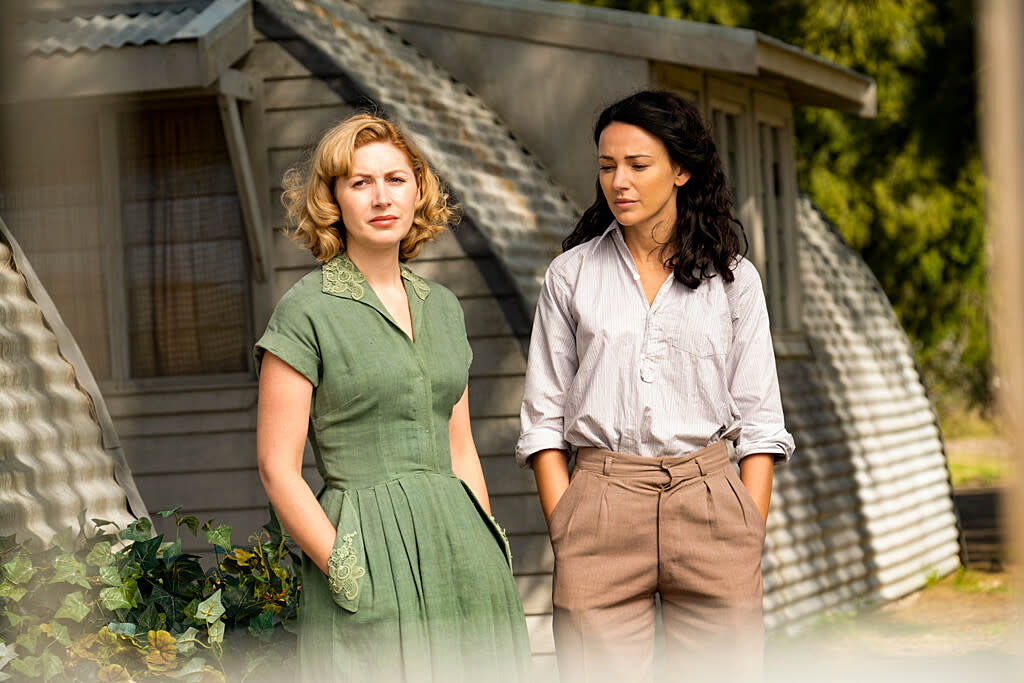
254, 254, 531, 682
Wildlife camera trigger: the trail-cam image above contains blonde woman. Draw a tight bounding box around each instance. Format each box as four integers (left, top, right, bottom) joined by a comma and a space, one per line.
256, 114, 530, 682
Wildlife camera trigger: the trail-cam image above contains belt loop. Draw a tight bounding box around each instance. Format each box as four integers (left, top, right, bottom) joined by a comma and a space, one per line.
603, 455, 614, 476
695, 455, 707, 477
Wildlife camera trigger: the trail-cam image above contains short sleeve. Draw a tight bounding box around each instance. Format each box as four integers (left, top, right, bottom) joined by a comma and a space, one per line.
253, 287, 322, 387
449, 290, 473, 371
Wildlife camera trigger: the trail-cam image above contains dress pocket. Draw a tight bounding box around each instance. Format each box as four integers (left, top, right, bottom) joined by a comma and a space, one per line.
459, 479, 513, 570
326, 491, 367, 613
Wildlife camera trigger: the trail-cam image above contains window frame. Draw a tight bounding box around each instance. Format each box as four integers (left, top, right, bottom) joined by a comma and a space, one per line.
657, 70, 810, 357
3, 90, 269, 391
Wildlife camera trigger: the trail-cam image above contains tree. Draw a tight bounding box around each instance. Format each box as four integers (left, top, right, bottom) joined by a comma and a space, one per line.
563, 0, 989, 409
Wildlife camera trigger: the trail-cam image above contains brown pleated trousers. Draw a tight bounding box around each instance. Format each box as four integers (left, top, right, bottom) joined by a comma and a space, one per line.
549, 441, 765, 683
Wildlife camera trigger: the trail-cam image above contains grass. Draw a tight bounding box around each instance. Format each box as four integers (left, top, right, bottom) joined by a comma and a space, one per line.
948, 459, 1011, 487
950, 567, 1012, 594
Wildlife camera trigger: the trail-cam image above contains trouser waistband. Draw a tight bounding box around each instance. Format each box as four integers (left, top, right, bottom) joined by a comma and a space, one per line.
576, 440, 730, 482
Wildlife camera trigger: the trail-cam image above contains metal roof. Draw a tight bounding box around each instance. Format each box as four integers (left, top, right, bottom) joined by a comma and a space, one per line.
357, 0, 877, 117
20, 6, 207, 57
0, 217, 145, 542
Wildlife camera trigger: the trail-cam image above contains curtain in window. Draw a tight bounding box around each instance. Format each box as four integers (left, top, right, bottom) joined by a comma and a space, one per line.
118, 104, 251, 378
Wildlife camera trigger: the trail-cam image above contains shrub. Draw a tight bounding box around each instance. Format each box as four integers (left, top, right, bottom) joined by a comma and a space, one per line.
0, 507, 301, 681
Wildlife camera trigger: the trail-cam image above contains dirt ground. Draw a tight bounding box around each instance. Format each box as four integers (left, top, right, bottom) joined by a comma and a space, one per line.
766, 568, 1022, 682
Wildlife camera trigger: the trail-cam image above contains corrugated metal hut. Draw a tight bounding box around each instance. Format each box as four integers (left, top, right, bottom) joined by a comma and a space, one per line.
0, 217, 144, 542
0, 0, 960, 668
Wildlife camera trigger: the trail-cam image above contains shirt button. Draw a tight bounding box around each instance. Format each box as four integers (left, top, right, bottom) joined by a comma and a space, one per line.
633, 273, 640, 280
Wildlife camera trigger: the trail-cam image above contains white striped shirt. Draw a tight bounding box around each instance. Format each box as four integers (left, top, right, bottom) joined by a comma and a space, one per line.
516, 222, 795, 467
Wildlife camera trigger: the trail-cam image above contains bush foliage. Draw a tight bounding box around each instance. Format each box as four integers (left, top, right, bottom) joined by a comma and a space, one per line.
0, 508, 300, 682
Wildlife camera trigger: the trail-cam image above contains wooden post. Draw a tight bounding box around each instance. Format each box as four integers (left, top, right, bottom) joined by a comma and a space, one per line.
978, 0, 1024, 611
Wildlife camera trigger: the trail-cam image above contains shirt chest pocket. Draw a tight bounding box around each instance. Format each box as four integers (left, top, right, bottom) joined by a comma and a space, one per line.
666, 294, 731, 358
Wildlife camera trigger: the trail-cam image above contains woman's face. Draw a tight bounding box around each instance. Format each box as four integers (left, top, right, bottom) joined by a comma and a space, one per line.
598, 122, 689, 236
333, 141, 419, 254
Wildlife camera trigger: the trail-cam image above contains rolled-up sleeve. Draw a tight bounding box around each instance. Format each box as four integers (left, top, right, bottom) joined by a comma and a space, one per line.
727, 271, 795, 463
516, 267, 578, 468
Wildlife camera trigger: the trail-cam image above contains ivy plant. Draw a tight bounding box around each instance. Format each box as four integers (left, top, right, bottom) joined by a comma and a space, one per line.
0, 507, 301, 682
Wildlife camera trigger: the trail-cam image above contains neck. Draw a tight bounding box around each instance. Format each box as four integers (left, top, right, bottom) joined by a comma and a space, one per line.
620, 218, 674, 269
346, 244, 404, 291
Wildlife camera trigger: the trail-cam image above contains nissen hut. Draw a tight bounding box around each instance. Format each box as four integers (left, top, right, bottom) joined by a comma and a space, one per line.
1, 0, 960, 669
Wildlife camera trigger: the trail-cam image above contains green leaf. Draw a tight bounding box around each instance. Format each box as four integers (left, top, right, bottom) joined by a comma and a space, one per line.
16, 630, 39, 655
178, 516, 200, 536
99, 565, 122, 587
247, 608, 275, 642
9, 655, 40, 678
49, 553, 90, 589
195, 590, 225, 624
0, 641, 15, 668
43, 620, 72, 647
40, 651, 63, 680
107, 621, 137, 638
99, 586, 133, 611
174, 627, 200, 657
2, 554, 36, 585
204, 524, 231, 551
0, 582, 27, 602
136, 603, 161, 633
85, 541, 114, 568
206, 619, 224, 644
54, 591, 91, 623
3, 609, 25, 627
157, 505, 183, 518
183, 599, 199, 624
172, 656, 206, 680
149, 585, 187, 624
119, 518, 152, 542
91, 518, 118, 531
127, 536, 162, 572
52, 527, 75, 553
159, 538, 182, 560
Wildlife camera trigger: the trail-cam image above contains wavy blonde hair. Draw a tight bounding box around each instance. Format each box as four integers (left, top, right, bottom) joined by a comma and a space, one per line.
282, 114, 456, 262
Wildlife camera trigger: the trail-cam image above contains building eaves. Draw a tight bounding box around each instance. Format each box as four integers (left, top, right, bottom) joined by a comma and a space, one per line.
356, 0, 876, 118
20, 8, 204, 57
5, 0, 252, 102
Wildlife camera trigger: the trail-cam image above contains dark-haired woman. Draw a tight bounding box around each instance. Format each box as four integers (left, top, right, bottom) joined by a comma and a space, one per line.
517, 91, 794, 682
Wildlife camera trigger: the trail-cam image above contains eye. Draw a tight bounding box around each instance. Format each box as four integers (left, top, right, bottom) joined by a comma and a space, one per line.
351, 179, 366, 188
632, 164, 648, 171
599, 166, 614, 173
388, 175, 407, 184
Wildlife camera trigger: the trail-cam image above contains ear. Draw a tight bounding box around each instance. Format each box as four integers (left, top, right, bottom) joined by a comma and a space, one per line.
674, 167, 691, 188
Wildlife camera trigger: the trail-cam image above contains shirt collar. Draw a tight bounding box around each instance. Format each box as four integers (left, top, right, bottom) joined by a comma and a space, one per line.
321, 253, 431, 301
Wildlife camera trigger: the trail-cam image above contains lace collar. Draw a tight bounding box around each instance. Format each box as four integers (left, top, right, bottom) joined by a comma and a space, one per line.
321, 253, 430, 301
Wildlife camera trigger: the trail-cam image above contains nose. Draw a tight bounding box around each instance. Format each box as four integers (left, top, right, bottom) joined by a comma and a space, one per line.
371, 180, 391, 207
611, 166, 630, 190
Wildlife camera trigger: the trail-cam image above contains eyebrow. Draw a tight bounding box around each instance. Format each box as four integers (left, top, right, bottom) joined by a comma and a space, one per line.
598, 154, 655, 161
348, 168, 412, 178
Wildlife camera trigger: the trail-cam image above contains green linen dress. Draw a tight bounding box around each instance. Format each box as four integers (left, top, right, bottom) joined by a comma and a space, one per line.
254, 254, 531, 682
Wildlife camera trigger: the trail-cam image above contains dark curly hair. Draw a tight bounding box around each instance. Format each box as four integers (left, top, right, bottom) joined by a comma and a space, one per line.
563, 90, 747, 288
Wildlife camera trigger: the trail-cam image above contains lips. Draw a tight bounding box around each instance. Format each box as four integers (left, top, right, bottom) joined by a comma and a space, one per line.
369, 215, 399, 226
614, 199, 637, 208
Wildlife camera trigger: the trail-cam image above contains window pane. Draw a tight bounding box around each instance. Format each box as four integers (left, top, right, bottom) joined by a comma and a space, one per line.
0, 109, 112, 379
118, 104, 252, 378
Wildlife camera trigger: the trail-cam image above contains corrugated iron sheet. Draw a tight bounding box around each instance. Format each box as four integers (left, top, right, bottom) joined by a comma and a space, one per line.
259, 0, 578, 309
762, 197, 960, 630
0, 217, 141, 543
19, 1, 213, 57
